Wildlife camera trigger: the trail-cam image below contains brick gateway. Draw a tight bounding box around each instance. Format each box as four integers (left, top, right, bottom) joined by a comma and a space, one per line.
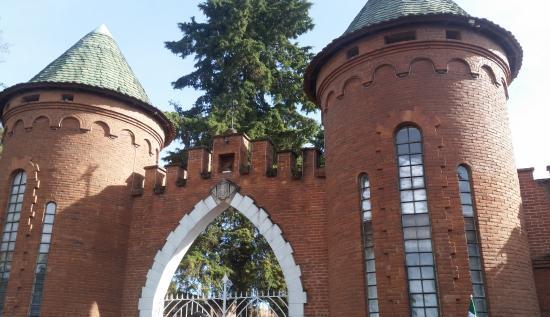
0, 1, 549, 316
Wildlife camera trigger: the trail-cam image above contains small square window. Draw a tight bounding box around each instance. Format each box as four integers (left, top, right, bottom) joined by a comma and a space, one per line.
219, 154, 235, 173
347, 46, 359, 59
62, 94, 74, 102
385, 31, 416, 44
446, 30, 462, 40
22, 94, 40, 103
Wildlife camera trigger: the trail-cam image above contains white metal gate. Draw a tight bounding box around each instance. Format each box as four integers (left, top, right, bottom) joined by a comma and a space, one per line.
164, 291, 288, 317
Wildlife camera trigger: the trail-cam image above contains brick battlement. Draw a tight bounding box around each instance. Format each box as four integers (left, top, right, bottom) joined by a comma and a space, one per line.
136, 133, 325, 196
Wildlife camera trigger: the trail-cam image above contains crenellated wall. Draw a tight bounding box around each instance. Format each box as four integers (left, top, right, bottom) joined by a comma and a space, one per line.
120, 133, 329, 317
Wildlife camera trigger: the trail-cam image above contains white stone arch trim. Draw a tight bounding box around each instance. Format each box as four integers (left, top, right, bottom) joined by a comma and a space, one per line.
138, 192, 307, 317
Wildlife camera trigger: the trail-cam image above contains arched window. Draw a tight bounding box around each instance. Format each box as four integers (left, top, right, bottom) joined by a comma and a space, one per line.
360, 175, 379, 316
0, 171, 27, 314
395, 126, 439, 317
28, 202, 57, 317
457, 166, 488, 317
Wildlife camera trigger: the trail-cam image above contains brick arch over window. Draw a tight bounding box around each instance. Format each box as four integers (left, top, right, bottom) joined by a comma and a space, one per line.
138, 181, 307, 317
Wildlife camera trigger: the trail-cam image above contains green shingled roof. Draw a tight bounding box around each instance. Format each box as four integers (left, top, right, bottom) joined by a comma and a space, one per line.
345, 0, 469, 34
30, 25, 150, 104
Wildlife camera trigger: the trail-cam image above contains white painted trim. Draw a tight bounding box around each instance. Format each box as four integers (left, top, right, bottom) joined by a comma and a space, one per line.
138, 191, 307, 317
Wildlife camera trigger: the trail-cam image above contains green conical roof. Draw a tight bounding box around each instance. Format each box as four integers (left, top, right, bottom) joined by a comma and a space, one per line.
30, 25, 150, 103
345, 0, 469, 34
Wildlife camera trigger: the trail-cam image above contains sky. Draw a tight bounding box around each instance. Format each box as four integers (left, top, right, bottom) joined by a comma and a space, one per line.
0, 0, 548, 178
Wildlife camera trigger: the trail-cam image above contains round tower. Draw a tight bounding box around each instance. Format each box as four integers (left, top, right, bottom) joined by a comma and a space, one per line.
305, 1, 538, 317
0, 25, 174, 316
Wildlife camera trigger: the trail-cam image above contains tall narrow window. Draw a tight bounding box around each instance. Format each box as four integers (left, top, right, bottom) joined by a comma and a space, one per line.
395, 126, 439, 317
361, 175, 379, 316
0, 171, 27, 315
457, 166, 488, 317
29, 202, 57, 317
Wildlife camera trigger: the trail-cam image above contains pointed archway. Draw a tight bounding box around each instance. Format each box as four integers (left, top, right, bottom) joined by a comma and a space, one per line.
138, 180, 307, 317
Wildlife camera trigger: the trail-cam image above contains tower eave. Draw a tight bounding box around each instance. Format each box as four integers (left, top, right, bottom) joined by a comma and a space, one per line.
0, 81, 176, 145
304, 14, 523, 104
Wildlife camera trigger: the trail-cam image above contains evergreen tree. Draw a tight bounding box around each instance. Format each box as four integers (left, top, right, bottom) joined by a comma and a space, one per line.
166, 0, 318, 293
165, 0, 320, 163
170, 208, 285, 294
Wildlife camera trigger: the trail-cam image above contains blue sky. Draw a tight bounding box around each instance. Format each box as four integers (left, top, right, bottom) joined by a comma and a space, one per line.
1, 0, 548, 177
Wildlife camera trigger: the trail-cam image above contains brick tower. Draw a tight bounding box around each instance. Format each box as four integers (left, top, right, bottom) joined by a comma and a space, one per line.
305, 0, 539, 316
0, 25, 174, 316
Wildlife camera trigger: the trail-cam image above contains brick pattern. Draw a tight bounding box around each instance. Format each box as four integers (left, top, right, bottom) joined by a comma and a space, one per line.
120, 134, 329, 317
518, 169, 550, 317
0, 91, 163, 317
0, 22, 545, 317
316, 25, 540, 317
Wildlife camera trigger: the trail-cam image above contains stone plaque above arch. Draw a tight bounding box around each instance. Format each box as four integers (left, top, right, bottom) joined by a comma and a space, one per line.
210, 179, 239, 203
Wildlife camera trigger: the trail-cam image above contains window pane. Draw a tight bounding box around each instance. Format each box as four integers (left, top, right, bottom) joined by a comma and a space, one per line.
406, 254, 420, 266
399, 155, 412, 166
413, 177, 425, 188
401, 178, 413, 189
405, 240, 419, 253
409, 281, 423, 293
367, 285, 377, 297
400, 167, 412, 177
459, 181, 471, 192
410, 143, 422, 154
416, 227, 431, 239
401, 191, 414, 202
411, 166, 424, 177
460, 193, 472, 205
415, 202, 428, 214
457, 166, 469, 180
414, 189, 427, 201
403, 215, 416, 227
408, 267, 421, 279
402, 203, 415, 214
43, 224, 53, 234
396, 129, 409, 144
367, 273, 377, 286
369, 299, 379, 312
362, 200, 371, 211
366, 260, 376, 273
411, 154, 423, 165
408, 128, 421, 142
415, 214, 430, 226
418, 240, 433, 252
420, 253, 434, 265
398, 144, 410, 154
411, 294, 424, 307
473, 284, 485, 297
424, 294, 438, 307
422, 280, 436, 293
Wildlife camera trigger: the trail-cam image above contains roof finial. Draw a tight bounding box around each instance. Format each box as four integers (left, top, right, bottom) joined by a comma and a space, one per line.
93, 24, 113, 38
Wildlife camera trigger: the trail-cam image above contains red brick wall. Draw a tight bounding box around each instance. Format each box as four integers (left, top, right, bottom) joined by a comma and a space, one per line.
120, 134, 329, 317
518, 168, 550, 316
315, 25, 540, 316
0, 24, 544, 317
0, 91, 164, 317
